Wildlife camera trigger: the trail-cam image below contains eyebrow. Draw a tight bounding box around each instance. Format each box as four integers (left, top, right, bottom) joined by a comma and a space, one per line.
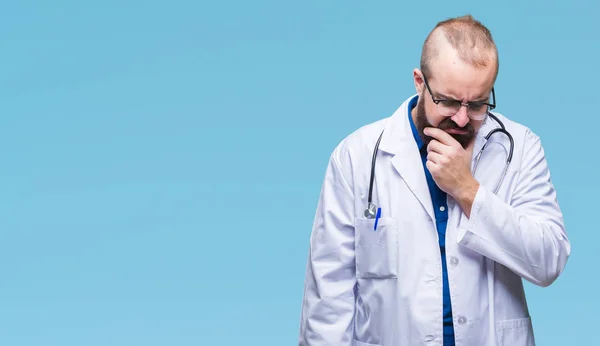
436, 92, 490, 103
436, 92, 456, 100
473, 95, 491, 103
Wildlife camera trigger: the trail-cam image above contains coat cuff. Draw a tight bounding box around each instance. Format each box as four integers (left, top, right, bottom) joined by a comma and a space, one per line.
456, 185, 486, 248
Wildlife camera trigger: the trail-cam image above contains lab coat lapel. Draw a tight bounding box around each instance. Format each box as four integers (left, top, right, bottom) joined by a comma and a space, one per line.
470, 114, 497, 167
379, 97, 435, 221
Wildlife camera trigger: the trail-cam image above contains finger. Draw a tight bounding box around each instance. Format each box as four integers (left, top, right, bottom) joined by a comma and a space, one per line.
425, 159, 437, 174
424, 127, 461, 148
426, 150, 444, 164
426, 139, 451, 155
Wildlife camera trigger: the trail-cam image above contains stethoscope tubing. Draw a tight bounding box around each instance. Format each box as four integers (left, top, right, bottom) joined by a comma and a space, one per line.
365, 112, 514, 218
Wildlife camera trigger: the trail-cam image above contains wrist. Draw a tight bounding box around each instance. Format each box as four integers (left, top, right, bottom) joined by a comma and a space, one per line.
453, 177, 479, 217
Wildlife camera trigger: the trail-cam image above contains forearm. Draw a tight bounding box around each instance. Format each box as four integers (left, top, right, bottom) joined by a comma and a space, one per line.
299, 243, 356, 345
299, 146, 357, 345
457, 185, 571, 287
452, 177, 480, 218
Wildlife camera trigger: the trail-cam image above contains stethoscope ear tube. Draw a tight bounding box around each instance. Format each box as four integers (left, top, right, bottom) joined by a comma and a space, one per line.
474, 112, 514, 193
365, 130, 385, 219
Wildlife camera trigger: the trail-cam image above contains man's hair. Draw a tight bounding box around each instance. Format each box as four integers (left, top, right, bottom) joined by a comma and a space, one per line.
420, 15, 499, 81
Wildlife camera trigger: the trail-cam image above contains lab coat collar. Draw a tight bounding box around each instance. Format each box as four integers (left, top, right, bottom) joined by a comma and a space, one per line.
377, 95, 415, 156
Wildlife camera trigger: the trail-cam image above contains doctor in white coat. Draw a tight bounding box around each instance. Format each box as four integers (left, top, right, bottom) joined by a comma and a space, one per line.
298, 15, 571, 346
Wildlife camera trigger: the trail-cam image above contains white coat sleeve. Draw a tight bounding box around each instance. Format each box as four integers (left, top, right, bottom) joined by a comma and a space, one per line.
457, 128, 571, 287
298, 146, 356, 346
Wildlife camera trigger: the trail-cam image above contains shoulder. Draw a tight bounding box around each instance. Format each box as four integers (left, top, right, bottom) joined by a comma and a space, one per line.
329, 117, 390, 172
488, 111, 543, 148
486, 111, 550, 178
328, 95, 415, 171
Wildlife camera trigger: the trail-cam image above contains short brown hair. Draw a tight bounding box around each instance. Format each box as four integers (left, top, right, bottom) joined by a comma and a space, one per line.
420, 15, 499, 81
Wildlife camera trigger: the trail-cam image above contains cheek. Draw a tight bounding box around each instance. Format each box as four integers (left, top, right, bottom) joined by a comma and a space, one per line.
425, 104, 444, 126
471, 119, 484, 130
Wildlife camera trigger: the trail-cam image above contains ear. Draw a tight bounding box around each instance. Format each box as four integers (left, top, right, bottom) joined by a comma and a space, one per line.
413, 68, 425, 95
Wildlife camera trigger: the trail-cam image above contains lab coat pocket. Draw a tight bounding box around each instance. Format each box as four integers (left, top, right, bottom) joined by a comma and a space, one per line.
495, 317, 535, 346
354, 217, 398, 279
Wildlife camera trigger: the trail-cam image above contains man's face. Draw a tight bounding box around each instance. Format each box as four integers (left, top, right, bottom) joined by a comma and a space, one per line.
413, 50, 497, 149
415, 89, 476, 149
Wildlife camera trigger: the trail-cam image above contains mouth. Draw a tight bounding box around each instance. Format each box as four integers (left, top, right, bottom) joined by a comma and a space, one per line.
445, 128, 468, 135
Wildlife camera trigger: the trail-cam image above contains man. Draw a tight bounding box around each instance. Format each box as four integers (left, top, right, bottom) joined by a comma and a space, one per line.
298, 15, 571, 346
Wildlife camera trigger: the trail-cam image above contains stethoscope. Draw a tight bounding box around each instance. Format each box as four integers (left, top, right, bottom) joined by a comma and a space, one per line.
364, 112, 514, 219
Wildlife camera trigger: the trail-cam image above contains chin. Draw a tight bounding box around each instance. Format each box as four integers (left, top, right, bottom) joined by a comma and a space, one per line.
454, 135, 475, 148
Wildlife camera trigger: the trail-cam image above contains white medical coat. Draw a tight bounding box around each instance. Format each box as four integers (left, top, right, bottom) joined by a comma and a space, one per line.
298, 95, 571, 346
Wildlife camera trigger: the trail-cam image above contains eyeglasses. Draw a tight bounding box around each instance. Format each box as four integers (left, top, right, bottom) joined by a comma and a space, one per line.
422, 73, 496, 121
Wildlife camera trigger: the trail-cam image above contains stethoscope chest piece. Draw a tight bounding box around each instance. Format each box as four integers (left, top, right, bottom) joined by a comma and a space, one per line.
364, 203, 377, 219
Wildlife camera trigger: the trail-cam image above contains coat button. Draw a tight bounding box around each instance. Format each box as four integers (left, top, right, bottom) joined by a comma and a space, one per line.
424, 335, 435, 342
449, 256, 459, 266
458, 316, 467, 324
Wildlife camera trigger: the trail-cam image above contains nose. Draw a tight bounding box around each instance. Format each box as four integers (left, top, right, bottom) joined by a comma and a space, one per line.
451, 105, 470, 128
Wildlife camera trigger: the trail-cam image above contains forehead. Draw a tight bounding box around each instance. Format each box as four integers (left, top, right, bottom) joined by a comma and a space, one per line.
428, 51, 496, 101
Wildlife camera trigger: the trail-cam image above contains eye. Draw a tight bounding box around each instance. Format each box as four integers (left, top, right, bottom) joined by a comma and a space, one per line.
469, 103, 488, 111
439, 100, 459, 107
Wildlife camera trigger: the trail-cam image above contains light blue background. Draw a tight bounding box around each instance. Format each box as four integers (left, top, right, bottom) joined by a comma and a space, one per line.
1, 1, 597, 345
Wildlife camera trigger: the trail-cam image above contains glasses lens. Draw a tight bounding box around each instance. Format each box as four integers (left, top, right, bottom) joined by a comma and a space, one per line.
467, 104, 489, 120
436, 100, 461, 117
436, 100, 489, 120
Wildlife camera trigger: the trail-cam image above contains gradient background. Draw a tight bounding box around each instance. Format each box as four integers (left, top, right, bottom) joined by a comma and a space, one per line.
1, 1, 597, 345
